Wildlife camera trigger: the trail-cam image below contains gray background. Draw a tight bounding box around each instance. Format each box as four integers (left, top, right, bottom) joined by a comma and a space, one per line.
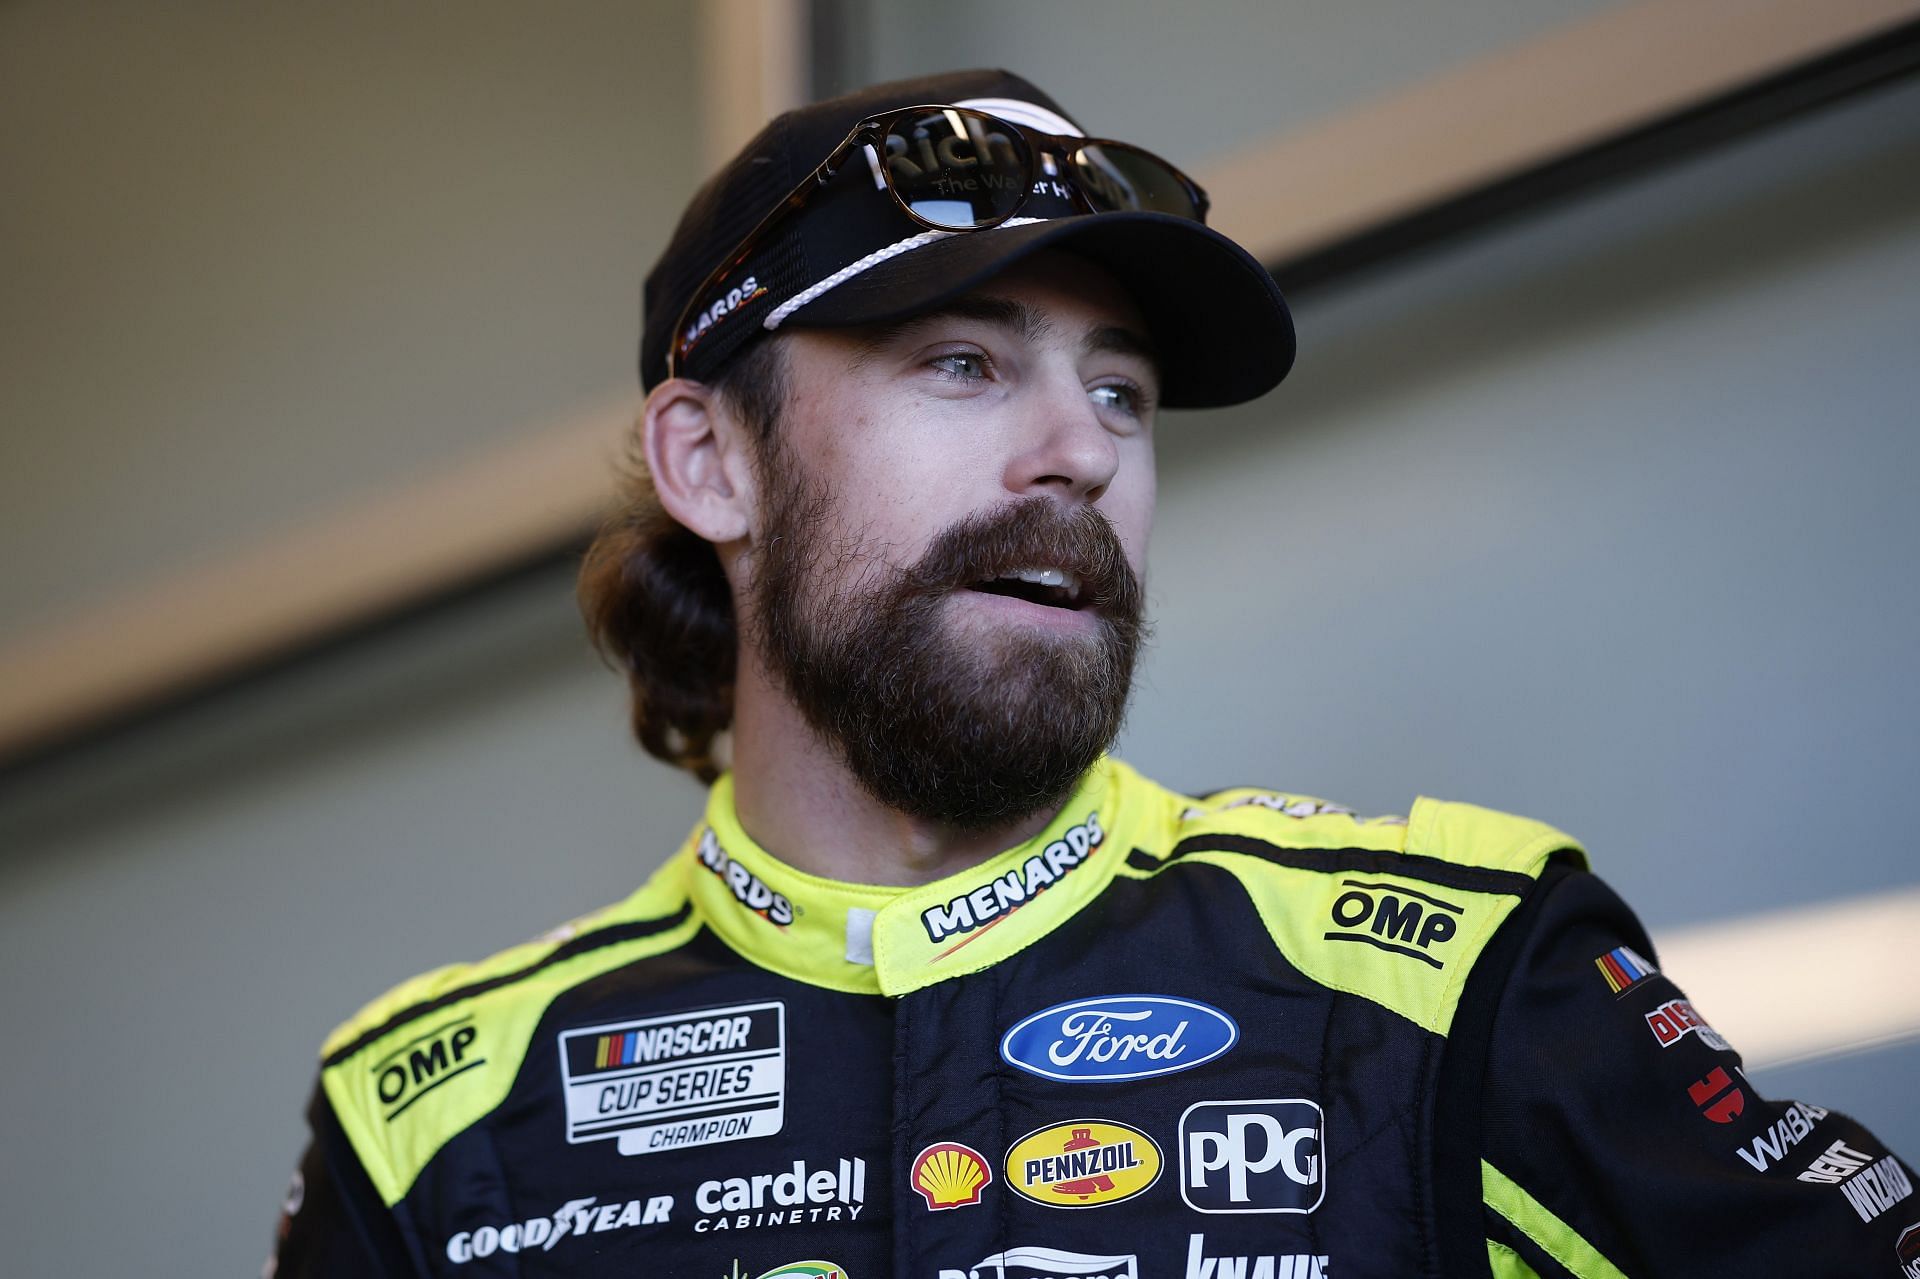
2, 3, 1916, 1274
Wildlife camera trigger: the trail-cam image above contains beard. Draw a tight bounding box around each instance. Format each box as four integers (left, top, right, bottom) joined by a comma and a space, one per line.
746, 467, 1146, 831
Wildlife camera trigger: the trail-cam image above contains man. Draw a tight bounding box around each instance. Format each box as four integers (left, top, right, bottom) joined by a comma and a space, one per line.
273, 70, 1914, 1278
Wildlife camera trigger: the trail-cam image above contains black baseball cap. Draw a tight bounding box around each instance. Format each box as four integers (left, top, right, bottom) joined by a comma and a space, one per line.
639, 68, 1294, 409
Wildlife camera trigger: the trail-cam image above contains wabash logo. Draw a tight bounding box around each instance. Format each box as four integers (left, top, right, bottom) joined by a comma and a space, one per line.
698, 829, 795, 927
1323, 878, 1463, 969
1645, 999, 1730, 1052
1735, 1099, 1828, 1172
376, 1015, 483, 1122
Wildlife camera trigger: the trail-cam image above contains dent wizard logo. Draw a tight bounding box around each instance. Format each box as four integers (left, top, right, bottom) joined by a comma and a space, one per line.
1000, 995, 1239, 1083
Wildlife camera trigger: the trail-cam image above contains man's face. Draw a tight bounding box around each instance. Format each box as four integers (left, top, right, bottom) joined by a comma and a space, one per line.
742, 252, 1158, 828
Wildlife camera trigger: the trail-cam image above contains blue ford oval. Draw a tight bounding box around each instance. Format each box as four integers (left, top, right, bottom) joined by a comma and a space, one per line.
999, 994, 1240, 1083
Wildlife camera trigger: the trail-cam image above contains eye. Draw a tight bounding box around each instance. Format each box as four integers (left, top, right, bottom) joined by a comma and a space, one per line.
928, 351, 990, 381
1089, 381, 1146, 416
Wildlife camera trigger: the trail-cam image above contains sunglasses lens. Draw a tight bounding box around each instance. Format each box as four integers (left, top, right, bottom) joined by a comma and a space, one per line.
882, 109, 1032, 229
1070, 144, 1202, 219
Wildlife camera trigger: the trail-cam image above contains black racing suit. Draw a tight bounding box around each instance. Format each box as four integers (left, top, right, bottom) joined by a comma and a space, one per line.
272, 758, 1916, 1278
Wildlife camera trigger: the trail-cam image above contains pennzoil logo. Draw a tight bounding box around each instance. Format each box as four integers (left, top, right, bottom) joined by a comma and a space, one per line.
912, 1141, 992, 1211
921, 812, 1103, 950
699, 829, 795, 926
1005, 1120, 1162, 1209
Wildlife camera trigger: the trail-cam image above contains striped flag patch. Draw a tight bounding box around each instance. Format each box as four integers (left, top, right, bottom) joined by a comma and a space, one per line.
1595, 945, 1657, 995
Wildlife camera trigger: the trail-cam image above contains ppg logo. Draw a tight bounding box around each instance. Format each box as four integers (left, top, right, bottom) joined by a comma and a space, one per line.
1179, 1099, 1325, 1214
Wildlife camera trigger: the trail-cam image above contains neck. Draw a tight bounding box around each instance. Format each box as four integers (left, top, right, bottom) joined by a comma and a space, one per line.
726, 653, 1059, 886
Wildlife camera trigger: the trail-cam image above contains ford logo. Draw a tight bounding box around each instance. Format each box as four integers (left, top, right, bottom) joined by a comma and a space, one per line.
999, 995, 1239, 1083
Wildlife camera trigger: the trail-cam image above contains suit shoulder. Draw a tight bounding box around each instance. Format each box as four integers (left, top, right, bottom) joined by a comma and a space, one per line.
1129, 770, 1585, 885
319, 861, 694, 1066
314, 857, 698, 1206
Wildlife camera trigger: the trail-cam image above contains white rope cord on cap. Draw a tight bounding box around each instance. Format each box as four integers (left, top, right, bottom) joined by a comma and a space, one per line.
763, 217, 1046, 331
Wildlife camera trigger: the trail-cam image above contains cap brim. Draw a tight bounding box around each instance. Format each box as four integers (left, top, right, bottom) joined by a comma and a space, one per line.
778, 212, 1294, 410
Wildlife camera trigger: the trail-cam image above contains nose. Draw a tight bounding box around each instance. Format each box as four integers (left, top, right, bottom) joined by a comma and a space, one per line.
1001, 372, 1120, 505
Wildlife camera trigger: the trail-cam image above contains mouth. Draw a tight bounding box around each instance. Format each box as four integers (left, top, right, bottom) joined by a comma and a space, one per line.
965, 566, 1088, 611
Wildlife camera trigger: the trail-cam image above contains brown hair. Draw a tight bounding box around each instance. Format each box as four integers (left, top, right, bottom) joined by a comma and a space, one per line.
578, 338, 787, 782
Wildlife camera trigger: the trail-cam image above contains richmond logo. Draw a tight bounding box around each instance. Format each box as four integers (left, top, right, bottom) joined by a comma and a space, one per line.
698, 829, 795, 926
921, 812, 1103, 947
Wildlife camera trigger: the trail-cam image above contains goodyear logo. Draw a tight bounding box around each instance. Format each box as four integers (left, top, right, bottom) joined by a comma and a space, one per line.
1005, 1120, 1161, 1209
912, 1141, 992, 1211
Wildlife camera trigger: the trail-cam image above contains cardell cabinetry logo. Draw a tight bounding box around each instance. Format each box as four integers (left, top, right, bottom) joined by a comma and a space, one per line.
1000, 995, 1238, 1082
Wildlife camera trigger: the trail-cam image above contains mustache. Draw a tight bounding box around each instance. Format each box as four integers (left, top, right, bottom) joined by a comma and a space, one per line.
898, 498, 1144, 618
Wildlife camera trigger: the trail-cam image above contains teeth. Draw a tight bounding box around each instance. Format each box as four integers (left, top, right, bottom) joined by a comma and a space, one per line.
1004, 567, 1072, 588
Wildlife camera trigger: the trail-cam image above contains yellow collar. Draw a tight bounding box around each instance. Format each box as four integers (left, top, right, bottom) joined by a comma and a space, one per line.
680, 758, 1143, 996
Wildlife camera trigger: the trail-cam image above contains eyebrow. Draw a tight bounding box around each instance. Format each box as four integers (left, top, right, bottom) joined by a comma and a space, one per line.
851, 295, 1159, 369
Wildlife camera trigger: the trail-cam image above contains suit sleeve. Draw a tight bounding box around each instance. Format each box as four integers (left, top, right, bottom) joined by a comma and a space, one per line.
1476, 869, 1917, 1279
269, 1078, 418, 1278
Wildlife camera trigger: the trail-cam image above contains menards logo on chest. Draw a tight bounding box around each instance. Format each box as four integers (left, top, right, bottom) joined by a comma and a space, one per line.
921, 812, 1103, 946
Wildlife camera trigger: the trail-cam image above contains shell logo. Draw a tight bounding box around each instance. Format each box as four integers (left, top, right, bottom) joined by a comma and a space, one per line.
1004, 1120, 1162, 1209
911, 1141, 992, 1210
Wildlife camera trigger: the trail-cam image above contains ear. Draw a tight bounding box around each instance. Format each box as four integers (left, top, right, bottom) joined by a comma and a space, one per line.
641, 377, 756, 545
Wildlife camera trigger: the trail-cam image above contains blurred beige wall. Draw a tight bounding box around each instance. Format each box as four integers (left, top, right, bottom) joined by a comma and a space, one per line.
2, 4, 1918, 1276
1, 0, 700, 642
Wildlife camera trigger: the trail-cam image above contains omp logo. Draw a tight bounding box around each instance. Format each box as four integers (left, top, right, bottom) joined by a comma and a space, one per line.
1645, 999, 1731, 1052
921, 812, 1103, 948
374, 1015, 483, 1122
1184, 1235, 1328, 1279
444, 1194, 672, 1263
939, 1246, 1138, 1279
1323, 878, 1462, 969
1005, 1120, 1162, 1209
698, 829, 795, 926
1180, 1100, 1325, 1214
1000, 995, 1239, 1083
